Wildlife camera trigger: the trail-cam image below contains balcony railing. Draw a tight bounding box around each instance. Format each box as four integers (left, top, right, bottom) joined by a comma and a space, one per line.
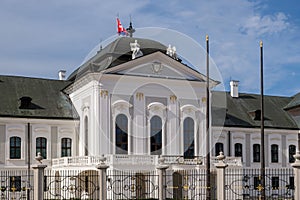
51, 154, 242, 168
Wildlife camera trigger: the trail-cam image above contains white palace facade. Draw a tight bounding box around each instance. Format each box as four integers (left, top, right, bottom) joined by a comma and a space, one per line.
0, 36, 299, 171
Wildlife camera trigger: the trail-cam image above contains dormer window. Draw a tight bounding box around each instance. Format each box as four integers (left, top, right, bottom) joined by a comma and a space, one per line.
248, 109, 261, 121
19, 96, 32, 109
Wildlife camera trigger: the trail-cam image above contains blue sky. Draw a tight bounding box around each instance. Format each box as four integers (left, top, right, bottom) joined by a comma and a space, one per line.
0, 0, 299, 96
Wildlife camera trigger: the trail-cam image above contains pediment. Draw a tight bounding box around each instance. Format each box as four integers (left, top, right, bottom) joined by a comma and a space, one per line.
103, 51, 215, 83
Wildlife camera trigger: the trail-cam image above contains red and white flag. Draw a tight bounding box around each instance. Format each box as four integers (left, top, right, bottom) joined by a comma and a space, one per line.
116, 18, 127, 36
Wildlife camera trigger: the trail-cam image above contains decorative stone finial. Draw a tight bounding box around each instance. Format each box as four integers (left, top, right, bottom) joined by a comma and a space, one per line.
35, 152, 43, 164
99, 154, 106, 165
294, 152, 300, 162
158, 156, 165, 165
216, 151, 226, 163
194, 157, 203, 165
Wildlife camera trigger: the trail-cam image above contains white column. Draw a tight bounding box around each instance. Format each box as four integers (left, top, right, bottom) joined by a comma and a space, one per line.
214, 152, 228, 200
96, 156, 109, 200
167, 95, 179, 155
133, 92, 146, 154
292, 152, 300, 200
93, 83, 101, 155
99, 89, 110, 154
32, 164, 47, 200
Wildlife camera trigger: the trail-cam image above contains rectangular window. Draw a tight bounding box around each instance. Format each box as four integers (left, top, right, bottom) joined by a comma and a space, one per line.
36, 137, 47, 159
288, 177, 295, 190
271, 144, 279, 163
253, 144, 260, 162
289, 145, 296, 163
254, 176, 260, 190
10, 137, 21, 159
61, 138, 72, 157
44, 176, 48, 191
234, 143, 243, 158
272, 177, 279, 190
215, 143, 224, 156
10, 176, 21, 192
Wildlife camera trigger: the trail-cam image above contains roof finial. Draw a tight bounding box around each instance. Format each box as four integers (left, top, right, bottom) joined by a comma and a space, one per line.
126, 15, 135, 37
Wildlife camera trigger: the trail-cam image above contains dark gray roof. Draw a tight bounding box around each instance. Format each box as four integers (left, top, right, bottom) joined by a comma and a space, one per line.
284, 92, 300, 110
212, 91, 298, 130
0, 75, 78, 119
68, 37, 167, 81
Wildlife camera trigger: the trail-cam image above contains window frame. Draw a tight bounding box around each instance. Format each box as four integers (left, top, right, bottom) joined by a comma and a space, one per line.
9, 137, 21, 159
271, 144, 279, 163
115, 114, 128, 154
289, 145, 296, 163
183, 117, 195, 159
61, 138, 72, 157
150, 115, 162, 155
234, 143, 243, 158
253, 144, 260, 162
215, 142, 224, 156
36, 137, 47, 159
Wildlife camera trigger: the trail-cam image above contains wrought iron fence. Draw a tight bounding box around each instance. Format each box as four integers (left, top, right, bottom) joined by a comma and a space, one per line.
107, 169, 158, 200
164, 168, 217, 200
44, 169, 99, 199
0, 169, 33, 200
225, 168, 294, 200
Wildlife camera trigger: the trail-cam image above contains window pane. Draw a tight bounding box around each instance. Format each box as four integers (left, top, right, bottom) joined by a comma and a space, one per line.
289, 145, 296, 163
10, 137, 21, 159
234, 143, 243, 157
84, 116, 88, 156
215, 143, 224, 156
150, 116, 162, 155
271, 144, 278, 163
115, 114, 128, 154
184, 117, 194, 158
61, 138, 72, 157
10, 176, 21, 192
36, 137, 47, 159
253, 144, 260, 162
272, 177, 279, 190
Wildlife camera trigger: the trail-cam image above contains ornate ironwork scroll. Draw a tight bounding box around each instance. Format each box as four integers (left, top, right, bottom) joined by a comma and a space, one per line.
0, 171, 33, 200
225, 168, 294, 199
165, 169, 215, 199
44, 170, 99, 199
107, 170, 158, 199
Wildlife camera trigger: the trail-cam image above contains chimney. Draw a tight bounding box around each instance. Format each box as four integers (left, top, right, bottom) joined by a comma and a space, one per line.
230, 80, 239, 98
58, 70, 66, 80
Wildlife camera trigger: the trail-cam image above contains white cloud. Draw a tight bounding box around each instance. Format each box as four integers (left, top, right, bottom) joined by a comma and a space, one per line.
240, 12, 290, 36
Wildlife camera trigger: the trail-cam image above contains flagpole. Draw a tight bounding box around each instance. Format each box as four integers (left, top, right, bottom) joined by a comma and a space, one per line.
260, 40, 266, 200
205, 34, 211, 200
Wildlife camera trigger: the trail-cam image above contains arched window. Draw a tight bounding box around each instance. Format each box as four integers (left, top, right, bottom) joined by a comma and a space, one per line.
289, 145, 296, 163
271, 144, 279, 163
150, 116, 162, 155
215, 142, 224, 156
84, 116, 88, 156
234, 143, 243, 158
253, 144, 260, 162
10, 137, 21, 159
61, 138, 72, 157
183, 117, 194, 158
36, 137, 47, 159
115, 114, 128, 154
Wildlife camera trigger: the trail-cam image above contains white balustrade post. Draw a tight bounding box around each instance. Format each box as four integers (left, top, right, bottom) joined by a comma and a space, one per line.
96, 155, 109, 200
156, 157, 169, 200
32, 153, 47, 200
292, 152, 300, 200
214, 152, 228, 200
